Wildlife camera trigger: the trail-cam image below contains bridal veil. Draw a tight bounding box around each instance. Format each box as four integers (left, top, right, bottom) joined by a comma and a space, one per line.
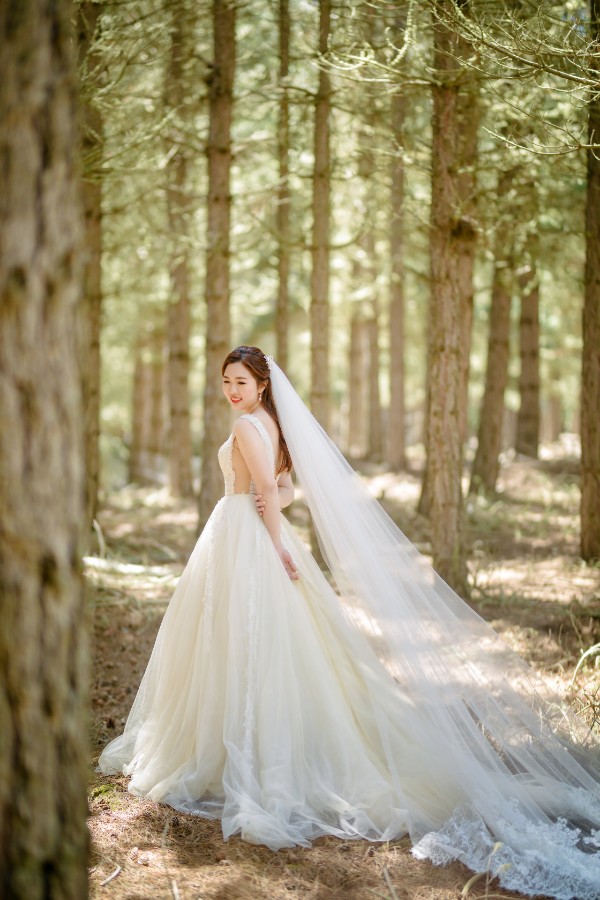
267, 356, 600, 899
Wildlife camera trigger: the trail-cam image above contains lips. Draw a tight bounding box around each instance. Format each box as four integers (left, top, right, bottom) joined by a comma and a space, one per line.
231, 398, 241, 404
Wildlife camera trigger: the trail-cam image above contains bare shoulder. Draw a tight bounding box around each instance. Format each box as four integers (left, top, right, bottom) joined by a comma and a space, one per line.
232, 417, 261, 447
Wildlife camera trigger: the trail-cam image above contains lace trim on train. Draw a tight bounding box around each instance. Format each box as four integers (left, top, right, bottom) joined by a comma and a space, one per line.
412, 803, 600, 900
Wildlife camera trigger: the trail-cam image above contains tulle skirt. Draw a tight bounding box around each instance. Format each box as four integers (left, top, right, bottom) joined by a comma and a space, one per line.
98, 494, 466, 846
98, 494, 600, 897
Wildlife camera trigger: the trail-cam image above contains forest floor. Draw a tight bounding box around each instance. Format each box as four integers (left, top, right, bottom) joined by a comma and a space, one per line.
87, 443, 600, 900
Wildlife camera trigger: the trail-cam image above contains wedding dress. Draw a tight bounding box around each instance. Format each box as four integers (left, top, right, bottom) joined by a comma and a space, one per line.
99, 361, 600, 900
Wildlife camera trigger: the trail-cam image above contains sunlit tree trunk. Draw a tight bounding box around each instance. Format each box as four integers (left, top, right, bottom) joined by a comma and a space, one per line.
165, 1, 194, 498
423, 3, 478, 595
0, 1, 89, 894
148, 326, 167, 480
388, 88, 406, 470
129, 332, 152, 484
515, 225, 540, 458
77, 0, 104, 528
367, 315, 383, 461
348, 316, 369, 458
310, 0, 331, 429
470, 170, 515, 495
581, 0, 600, 561
276, 0, 290, 370
198, 0, 236, 528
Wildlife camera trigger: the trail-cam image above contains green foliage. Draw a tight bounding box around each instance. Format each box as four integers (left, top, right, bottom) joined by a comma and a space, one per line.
84, 0, 590, 486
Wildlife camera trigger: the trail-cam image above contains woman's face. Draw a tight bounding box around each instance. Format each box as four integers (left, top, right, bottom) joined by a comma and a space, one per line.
222, 361, 264, 413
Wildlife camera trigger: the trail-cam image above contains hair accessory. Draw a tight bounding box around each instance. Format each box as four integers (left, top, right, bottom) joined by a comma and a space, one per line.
264, 354, 274, 371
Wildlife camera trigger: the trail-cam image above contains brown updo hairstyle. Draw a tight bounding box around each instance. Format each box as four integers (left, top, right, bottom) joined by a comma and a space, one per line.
221, 346, 293, 474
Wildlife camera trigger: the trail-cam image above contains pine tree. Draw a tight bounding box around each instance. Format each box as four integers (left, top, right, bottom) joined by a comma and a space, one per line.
0, 1, 89, 893
198, 0, 236, 528
581, 0, 600, 560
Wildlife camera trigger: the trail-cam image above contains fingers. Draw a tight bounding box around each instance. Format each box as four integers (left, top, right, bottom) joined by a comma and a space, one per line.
283, 552, 299, 581
255, 493, 265, 516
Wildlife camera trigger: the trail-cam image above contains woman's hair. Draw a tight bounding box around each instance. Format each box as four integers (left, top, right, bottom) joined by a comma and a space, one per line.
221, 346, 292, 474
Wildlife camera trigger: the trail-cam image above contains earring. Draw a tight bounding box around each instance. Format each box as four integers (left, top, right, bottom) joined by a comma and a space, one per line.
258, 392, 263, 402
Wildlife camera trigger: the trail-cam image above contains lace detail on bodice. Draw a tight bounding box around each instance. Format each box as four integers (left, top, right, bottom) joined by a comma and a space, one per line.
217, 413, 276, 497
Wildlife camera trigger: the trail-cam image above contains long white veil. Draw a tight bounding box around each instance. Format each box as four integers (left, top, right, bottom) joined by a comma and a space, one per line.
268, 357, 600, 899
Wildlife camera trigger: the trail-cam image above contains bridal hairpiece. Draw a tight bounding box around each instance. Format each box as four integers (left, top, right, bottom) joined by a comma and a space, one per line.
264, 354, 274, 371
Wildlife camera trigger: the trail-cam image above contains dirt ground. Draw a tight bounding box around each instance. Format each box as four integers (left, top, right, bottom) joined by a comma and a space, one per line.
87, 447, 600, 900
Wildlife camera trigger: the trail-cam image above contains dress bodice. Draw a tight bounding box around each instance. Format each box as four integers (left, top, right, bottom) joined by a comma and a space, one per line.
218, 413, 276, 496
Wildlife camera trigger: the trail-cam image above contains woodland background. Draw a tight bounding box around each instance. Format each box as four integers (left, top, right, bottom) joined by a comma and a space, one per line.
1, 0, 600, 897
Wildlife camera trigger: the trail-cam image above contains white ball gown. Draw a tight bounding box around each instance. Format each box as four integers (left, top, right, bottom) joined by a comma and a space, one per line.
99, 397, 600, 899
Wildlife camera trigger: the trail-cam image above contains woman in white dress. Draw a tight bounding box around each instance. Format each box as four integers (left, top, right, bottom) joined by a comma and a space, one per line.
99, 346, 600, 899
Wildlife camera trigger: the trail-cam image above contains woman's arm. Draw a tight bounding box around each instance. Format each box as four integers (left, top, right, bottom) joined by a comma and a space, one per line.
276, 470, 294, 509
256, 470, 294, 516
233, 420, 298, 580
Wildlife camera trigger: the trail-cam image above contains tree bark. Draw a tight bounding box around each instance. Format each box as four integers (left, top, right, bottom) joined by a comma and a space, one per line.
198, 0, 236, 528
515, 222, 540, 458
165, 1, 194, 498
348, 317, 369, 458
310, 0, 331, 429
387, 88, 406, 470
148, 326, 167, 478
0, 1, 88, 895
77, 1, 104, 529
581, 0, 600, 560
129, 332, 153, 484
422, 3, 478, 594
276, 0, 291, 371
367, 316, 383, 461
470, 170, 515, 495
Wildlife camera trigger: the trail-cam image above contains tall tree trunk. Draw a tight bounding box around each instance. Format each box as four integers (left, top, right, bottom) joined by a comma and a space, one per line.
347, 317, 369, 458
198, 0, 236, 528
165, 2, 194, 498
276, 0, 290, 370
423, 3, 478, 595
77, 1, 104, 529
470, 170, 515, 495
310, 0, 331, 428
515, 225, 540, 458
148, 326, 167, 479
367, 315, 383, 461
581, 0, 600, 561
129, 332, 152, 484
388, 88, 406, 470
0, 1, 88, 895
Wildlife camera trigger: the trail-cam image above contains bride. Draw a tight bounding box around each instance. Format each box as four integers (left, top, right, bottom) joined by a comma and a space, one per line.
98, 345, 600, 899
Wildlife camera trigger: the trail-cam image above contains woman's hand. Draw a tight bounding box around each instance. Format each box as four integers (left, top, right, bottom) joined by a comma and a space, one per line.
255, 493, 266, 517
278, 546, 299, 581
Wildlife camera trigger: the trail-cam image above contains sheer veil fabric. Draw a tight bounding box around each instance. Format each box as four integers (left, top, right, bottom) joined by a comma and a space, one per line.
266, 357, 600, 899
98, 354, 600, 900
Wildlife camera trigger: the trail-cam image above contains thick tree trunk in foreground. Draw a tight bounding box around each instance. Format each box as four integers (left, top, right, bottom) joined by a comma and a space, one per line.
310, 0, 331, 429
77, 1, 104, 527
581, 0, 600, 561
470, 171, 515, 495
165, 2, 194, 498
422, 4, 478, 595
388, 89, 406, 470
0, 1, 88, 896
515, 225, 540, 458
276, 0, 291, 370
198, 0, 235, 528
